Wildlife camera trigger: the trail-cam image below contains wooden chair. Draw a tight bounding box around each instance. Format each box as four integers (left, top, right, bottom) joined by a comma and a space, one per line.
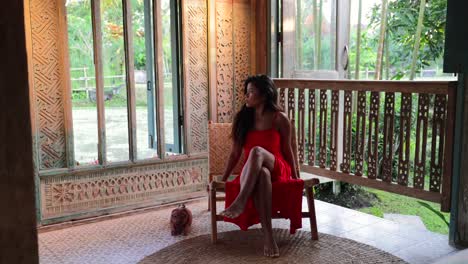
207, 120, 320, 244
207, 122, 244, 211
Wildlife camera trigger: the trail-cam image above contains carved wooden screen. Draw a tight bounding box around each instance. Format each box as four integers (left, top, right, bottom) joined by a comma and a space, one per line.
215, 0, 251, 123
27, 0, 72, 170
183, 0, 209, 154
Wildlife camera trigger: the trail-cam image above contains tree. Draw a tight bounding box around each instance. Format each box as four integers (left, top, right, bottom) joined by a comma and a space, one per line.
409, 0, 427, 80
354, 0, 363, 80
368, 0, 446, 80
374, 0, 388, 80
316, 0, 323, 69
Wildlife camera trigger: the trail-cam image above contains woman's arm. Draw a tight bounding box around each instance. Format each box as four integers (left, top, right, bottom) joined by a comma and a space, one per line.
277, 113, 300, 179
221, 142, 243, 182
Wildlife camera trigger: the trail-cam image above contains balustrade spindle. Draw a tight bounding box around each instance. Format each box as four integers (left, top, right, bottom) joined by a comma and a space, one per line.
279, 88, 286, 111
430, 94, 446, 192
308, 90, 316, 166
355, 91, 367, 176
330, 91, 339, 171
340, 91, 352, 173
318, 90, 328, 168
398, 93, 412, 186
367, 92, 380, 179
414, 94, 429, 189
288, 88, 295, 121
298, 89, 306, 164
382, 92, 395, 183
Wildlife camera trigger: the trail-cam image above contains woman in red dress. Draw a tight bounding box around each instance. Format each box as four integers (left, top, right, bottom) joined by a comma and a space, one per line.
219, 75, 299, 258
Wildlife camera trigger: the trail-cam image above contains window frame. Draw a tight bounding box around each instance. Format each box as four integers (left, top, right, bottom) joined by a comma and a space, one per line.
66, 0, 185, 168
278, 0, 350, 79
165, 0, 185, 154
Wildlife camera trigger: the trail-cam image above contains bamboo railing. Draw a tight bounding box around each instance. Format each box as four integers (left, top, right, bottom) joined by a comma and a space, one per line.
274, 79, 456, 212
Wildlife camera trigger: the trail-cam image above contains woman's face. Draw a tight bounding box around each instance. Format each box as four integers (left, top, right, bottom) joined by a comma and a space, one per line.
245, 83, 264, 108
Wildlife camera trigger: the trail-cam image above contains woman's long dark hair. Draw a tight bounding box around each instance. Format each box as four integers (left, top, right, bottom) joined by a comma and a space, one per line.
231, 75, 282, 146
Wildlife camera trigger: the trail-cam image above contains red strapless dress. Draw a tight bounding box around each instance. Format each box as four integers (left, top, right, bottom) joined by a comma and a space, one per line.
224, 123, 304, 234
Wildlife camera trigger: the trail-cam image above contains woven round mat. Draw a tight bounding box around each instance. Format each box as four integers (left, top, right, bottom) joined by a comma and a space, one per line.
139, 229, 408, 264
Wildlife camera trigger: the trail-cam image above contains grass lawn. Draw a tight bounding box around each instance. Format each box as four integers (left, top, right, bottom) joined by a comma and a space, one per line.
71, 82, 174, 108
358, 187, 450, 234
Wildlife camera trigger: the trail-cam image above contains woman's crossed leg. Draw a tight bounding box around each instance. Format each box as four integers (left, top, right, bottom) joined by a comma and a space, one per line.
220, 146, 279, 257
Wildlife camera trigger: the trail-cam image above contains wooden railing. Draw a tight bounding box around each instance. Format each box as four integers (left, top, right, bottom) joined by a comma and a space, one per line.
273, 79, 456, 212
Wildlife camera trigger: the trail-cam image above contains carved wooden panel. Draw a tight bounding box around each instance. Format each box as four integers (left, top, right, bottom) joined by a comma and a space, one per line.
367, 92, 380, 179
382, 92, 395, 183
330, 90, 339, 171
340, 91, 352, 173
41, 159, 208, 219
307, 90, 316, 165
216, 1, 234, 122
298, 89, 305, 164
430, 94, 446, 192
233, 1, 250, 113
29, 0, 68, 169
318, 90, 328, 168
355, 91, 367, 176
398, 93, 412, 186
414, 94, 429, 189
183, 0, 209, 154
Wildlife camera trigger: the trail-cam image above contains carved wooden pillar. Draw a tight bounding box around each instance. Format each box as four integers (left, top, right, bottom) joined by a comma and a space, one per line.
452, 74, 468, 247
254, 0, 267, 74
444, 0, 468, 248
0, 1, 39, 262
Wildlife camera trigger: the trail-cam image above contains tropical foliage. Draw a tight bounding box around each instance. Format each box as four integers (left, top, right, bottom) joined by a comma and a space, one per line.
66, 0, 173, 93
349, 0, 447, 80
296, 0, 336, 70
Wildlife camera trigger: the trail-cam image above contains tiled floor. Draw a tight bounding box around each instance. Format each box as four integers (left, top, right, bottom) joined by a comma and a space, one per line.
38, 197, 459, 264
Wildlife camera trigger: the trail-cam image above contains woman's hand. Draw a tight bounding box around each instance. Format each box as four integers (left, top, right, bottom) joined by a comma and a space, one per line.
220, 142, 242, 182
277, 112, 301, 181
221, 174, 230, 182
291, 168, 300, 179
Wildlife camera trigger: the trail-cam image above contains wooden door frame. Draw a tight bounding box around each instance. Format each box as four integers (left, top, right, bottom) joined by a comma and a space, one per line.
279, 0, 350, 80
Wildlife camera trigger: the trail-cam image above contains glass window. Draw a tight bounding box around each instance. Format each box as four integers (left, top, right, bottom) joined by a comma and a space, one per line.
102, 0, 129, 162
162, 0, 183, 155
66, 0, 99, 165
296, 0, 337, 70
67, 0, 184, 165
133, 0, 158, 159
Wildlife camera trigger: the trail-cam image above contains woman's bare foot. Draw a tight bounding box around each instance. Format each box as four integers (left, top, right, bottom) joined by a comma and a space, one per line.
219, 202, 244, 219
263, 237, 279, 258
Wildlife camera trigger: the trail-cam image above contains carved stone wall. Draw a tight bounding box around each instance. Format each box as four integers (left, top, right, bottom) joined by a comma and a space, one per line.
183, 0, 209, 154
28, 0, 68, 169
215, 0, 251, 122
41, 159, 207, 219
